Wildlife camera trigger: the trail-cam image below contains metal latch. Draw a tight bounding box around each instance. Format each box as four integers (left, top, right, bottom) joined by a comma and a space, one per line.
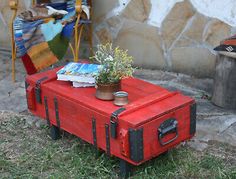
35, 77, 48, 103
110, 108, 126, 139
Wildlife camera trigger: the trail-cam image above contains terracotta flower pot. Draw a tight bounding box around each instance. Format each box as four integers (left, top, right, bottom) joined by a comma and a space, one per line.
95, 81, 121, 100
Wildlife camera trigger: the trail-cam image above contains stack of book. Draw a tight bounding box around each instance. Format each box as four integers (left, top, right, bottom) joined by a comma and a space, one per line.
57, 62, 101, 88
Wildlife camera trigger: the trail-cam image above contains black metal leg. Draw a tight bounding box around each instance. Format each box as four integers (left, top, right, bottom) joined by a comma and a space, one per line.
120, 159, 132, 178
160, 150, 169, 157
50, 125, 61, 140
94, 148, 103, 158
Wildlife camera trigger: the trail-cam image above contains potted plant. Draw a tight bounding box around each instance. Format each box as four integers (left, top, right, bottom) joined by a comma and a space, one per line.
91, 43, 134, 100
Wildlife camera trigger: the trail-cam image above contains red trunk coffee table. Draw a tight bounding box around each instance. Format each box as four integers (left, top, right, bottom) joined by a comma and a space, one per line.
25, 67, 196, 178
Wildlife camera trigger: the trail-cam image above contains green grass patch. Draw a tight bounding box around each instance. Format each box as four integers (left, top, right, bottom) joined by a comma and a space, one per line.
0, 114, 236, 178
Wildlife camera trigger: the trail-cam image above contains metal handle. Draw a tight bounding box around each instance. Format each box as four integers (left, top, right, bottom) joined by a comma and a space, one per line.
158, 118, 178, 146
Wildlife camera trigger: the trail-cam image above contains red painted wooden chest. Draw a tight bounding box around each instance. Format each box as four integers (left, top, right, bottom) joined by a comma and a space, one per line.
25, 67, 196, 177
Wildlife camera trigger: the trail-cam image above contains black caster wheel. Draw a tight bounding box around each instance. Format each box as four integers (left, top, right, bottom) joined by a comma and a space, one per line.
120, 159, 132, 178
50, 125, 61, 140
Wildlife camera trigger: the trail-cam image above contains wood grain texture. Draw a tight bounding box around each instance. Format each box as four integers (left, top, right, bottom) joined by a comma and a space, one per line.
212, 55, 236, 109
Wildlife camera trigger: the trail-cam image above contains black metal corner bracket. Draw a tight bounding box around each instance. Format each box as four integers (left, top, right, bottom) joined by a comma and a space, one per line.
190, 103, 197, 135
129, 128, 144, 163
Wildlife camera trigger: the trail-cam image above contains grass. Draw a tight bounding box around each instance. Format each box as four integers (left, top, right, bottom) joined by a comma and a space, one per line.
0, 113, 236, 179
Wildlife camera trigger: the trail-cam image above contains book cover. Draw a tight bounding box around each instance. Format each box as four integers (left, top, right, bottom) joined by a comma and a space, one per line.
57, 62, 101, 83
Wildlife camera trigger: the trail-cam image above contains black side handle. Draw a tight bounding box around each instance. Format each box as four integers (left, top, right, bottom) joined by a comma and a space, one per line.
158, 118, 178, 146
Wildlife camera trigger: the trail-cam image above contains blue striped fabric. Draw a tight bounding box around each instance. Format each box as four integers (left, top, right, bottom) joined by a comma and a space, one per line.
14, 17, 44, 57
13, 0, 89, 57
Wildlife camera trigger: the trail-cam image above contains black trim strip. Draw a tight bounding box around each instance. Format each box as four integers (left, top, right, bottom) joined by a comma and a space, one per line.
44, 96, 50, 126
105, 124, 110, 156
54, 98, 60, 129
92, 118, 97, 148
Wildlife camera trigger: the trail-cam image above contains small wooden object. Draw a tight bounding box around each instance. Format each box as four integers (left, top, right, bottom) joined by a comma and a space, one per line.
212, 55, 236, 109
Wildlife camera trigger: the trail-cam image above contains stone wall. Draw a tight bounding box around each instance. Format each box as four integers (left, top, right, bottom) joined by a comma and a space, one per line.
1, 0, 235, 78
94, 0, 235, 78
0, 0, 30, 49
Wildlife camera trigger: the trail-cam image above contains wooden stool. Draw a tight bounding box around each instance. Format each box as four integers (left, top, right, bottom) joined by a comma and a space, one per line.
212, 55, 236, 109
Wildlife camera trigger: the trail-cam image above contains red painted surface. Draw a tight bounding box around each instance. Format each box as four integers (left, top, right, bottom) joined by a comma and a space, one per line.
25, 67, 196, 166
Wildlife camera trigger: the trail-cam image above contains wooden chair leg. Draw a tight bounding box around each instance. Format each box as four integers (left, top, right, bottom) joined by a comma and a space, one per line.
9, 1, 18, 82
89, 0, 93, 56
88, 23, 93, 56
69, 42, 76, 60
74, 12, 81, 62
75, 24, 84, 62
11, 42, 16, 82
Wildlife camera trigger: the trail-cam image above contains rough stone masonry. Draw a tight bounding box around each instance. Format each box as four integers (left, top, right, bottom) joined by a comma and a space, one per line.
1, 0, 235, 78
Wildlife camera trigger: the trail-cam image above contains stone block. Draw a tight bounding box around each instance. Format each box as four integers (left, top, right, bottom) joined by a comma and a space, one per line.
105, 16, 124, 39
173, 37, 197, 48
93, 0, 119, 23
96, 28, 113, 44
122, 0, 151, 22
184, 13, 209, 43
203, 19, 231, 47
106, 16, 122, 28
161, 0, 195, 49
171, 47, 216, 78
114, 20, 166, 69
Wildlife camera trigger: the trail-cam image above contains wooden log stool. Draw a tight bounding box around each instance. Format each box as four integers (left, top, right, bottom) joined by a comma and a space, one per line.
212, 55, 236, 109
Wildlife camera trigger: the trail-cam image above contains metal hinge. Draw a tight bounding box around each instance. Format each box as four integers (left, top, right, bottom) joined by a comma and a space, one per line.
110, 108, 126, 139
35, 77, 48, 104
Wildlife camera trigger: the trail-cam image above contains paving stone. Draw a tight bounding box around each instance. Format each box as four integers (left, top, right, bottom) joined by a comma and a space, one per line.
0, 95, 27, 113
10, 87, 25, 97
188, 139, 208, 152
196, 99, 226, 114
197, 115, 236, 134
217, 123, 236, 146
